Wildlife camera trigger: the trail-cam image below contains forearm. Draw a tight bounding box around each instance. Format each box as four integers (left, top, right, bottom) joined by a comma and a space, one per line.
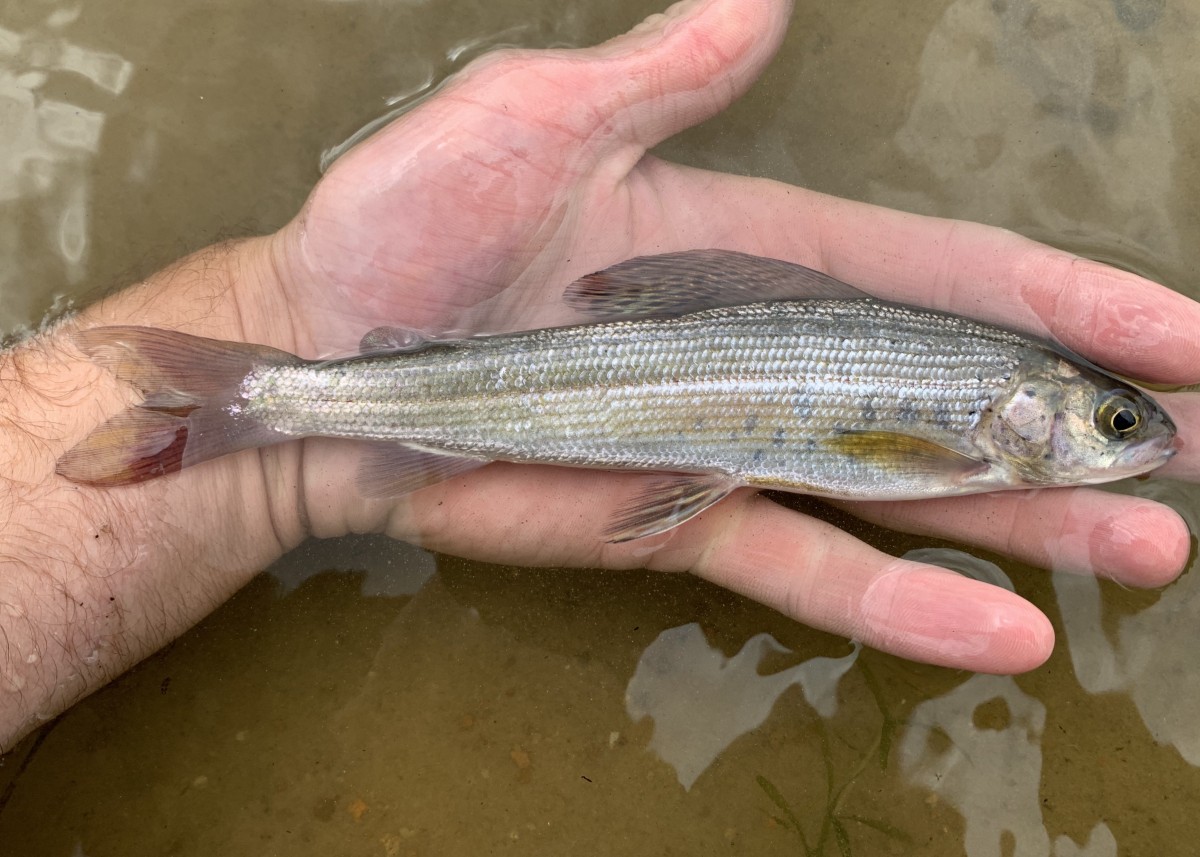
0, 237, 300, 750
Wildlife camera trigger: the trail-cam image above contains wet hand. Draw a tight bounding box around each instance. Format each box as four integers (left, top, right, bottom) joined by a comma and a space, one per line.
249, 0, 1198, 673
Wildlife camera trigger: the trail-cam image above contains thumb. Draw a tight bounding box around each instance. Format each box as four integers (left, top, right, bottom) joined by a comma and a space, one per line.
436, 0, 793, 160
579, 0, 794, 151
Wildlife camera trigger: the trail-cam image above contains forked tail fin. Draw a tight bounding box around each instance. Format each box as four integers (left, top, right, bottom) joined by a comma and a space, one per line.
56, 326, 303, 486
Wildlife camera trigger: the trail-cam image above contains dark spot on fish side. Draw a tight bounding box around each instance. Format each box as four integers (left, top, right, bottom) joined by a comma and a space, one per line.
772, 428, 787, 447
743, 414, 759, 434
752, 449, 765, 465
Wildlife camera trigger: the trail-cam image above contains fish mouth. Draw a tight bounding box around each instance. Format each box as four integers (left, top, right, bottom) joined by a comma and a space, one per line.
1114, 433, 1178, 474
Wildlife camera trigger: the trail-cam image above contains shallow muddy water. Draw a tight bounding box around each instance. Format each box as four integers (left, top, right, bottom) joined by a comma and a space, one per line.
2, 0, 1199, 854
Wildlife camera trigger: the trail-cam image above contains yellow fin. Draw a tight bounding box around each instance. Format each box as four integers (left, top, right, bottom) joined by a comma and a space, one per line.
823, 431, 988, 481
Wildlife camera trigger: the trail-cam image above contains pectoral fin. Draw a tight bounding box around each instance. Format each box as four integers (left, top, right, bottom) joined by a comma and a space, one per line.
564, 250, 872, 321
822, 431, 989, 483
356, 443, 489, 498
605, 474, 740, 543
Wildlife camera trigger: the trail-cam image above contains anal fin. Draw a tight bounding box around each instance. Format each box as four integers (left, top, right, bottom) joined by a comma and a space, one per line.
356, 443, 489, 498
605, 474, 740, 543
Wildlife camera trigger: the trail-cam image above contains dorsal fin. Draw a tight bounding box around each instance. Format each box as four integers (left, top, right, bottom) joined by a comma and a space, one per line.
564, 250, 872, 321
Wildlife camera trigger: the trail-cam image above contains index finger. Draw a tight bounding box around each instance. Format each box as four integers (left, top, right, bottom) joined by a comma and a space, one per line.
803, 193, 1200, 384
678, 175, 1200, 385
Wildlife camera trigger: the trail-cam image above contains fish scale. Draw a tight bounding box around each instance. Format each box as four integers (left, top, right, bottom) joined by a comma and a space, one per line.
240, 300, 1025, 498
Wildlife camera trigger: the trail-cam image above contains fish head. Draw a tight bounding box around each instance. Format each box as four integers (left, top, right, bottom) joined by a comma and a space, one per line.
982, 355, 1176, 486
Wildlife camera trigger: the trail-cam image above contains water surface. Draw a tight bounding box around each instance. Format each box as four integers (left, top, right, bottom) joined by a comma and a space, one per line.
2, 0, 1199, 854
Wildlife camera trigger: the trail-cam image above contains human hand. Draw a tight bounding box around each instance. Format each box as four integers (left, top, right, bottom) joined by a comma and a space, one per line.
222, 0, 1200, 674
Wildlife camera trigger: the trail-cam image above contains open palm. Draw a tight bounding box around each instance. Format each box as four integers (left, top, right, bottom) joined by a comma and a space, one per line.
245, 0, 1199, 672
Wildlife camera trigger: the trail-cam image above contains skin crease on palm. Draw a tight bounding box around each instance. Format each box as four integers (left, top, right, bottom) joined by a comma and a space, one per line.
5, 0, 1200, 750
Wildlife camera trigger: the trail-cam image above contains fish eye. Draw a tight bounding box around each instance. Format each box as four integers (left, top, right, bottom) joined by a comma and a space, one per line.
1095, 392, 1143, 440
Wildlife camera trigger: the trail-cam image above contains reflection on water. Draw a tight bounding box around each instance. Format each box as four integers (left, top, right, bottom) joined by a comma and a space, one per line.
0, 3, 132, 333
1053, 479, 1200, 768
1056, 558, 1200, 766
626, 622, 858, 789
870, 0, 1182, 282
319, 17, 583, 171
2, 0, 1200, 854
900, 674, 1118, 857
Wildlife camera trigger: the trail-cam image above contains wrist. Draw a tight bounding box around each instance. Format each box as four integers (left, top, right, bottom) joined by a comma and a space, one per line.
0, 235, 300, 749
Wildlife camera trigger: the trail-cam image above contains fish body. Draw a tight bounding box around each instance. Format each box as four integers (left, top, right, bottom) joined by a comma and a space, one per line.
57, 251, 1177, 540
242, 301, 1072, 495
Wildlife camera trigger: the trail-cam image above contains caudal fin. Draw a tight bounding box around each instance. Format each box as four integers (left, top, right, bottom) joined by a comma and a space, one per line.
56, 326, 302, 486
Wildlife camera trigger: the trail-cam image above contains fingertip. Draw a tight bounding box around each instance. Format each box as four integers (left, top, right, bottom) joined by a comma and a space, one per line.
586, 0, 793, 148
676, 499, 1057, 674
859, 564, 1054, 674
1092, 501, 1192, 587
985, 597, 1055, 674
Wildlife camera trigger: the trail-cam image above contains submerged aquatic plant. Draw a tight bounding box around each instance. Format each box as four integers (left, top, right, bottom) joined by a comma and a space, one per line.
755, 662, 912, 856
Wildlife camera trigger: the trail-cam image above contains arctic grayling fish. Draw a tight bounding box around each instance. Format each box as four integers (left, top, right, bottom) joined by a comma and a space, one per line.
56, 250, 1177, 541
